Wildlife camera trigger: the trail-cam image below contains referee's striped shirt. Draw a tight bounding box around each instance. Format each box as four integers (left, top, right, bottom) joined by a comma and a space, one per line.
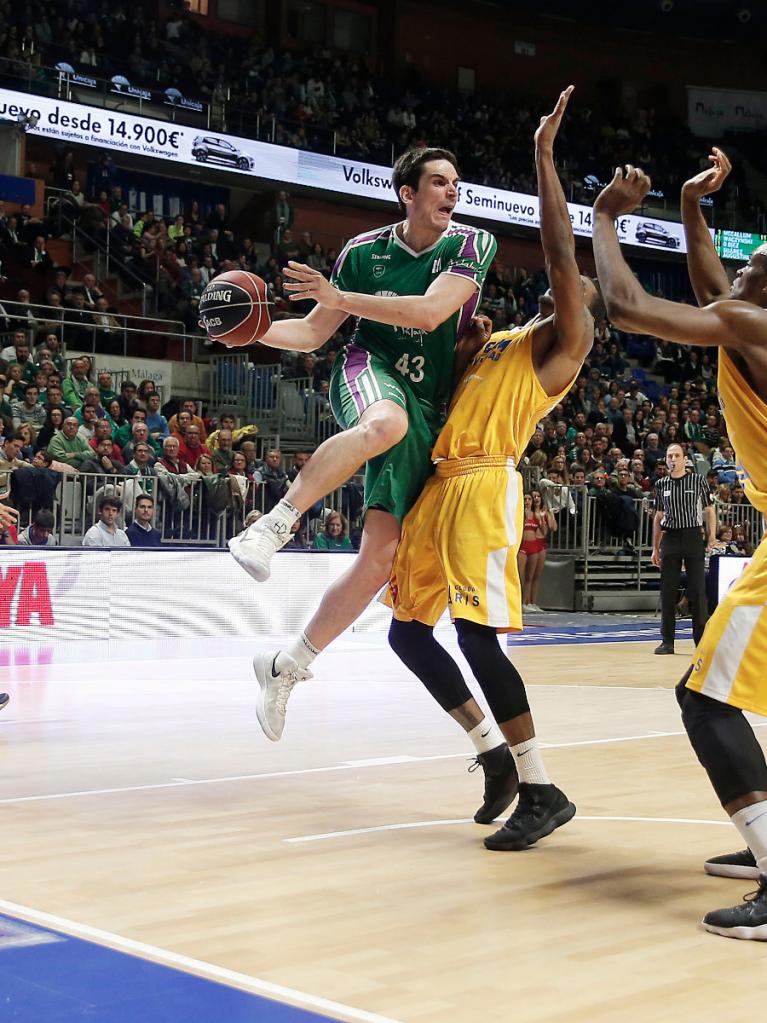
653, 472, 712, 529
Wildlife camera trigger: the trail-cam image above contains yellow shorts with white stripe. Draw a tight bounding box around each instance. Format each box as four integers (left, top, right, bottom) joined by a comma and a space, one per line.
387, 456, 524, 631
687, 531, 767, 716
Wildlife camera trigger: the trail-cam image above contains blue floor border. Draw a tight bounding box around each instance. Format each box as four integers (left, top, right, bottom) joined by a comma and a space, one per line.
0, 912, 360, 1023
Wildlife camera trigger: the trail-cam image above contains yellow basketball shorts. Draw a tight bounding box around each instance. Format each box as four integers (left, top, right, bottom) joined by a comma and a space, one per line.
388, 456, 524, 631
687, 530, 767, 716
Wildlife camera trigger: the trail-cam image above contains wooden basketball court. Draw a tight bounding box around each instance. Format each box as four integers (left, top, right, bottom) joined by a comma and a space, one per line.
0, 632, 763, 1022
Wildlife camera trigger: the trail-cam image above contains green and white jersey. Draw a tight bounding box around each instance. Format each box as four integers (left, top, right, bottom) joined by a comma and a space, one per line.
330, 220, 497, 417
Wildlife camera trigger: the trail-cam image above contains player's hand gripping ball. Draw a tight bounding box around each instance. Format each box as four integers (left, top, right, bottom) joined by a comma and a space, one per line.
199, 270, 271, 347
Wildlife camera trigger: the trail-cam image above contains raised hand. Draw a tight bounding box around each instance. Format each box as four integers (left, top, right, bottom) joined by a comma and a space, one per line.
682, 147, 732, 200
594, 165, 652, 218
534, 85, 574, 152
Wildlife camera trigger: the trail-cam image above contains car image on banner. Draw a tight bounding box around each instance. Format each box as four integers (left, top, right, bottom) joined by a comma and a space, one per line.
635, 221, 681, 248
191, 136, 254, 170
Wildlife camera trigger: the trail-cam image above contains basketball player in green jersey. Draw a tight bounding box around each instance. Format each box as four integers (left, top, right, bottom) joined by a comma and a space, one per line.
229, 147, 496, 741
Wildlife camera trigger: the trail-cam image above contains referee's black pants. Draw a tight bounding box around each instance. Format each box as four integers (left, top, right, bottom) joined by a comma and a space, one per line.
660, 527, 708, 646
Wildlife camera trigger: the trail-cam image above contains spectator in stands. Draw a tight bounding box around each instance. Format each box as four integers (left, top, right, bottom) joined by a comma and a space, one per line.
145, 393, 169, 442
0, 432, 28, 493
168, 399, 206, 441
92, 297, 122, 354
4, 364, 27, 401
89, 419, 123, 461
62, 358, 90, 410
11, 385, 46, 435
48, 416, 94, 469
731, 523, 754, 557
729, 482, 749, 508
115, 409, 148, 449
37, 332, 66, 375
0, 329, 32, 366
35, 408, 66, 452
260, 447, 289, 513
82, 495, 130, 548
77, 404, 100, 443
212, 428, 235, 472
118, 380, 139, 420
17, 508, 56, 547
126, 495, 162, 547
136, 380, 157, 410
97, 372, 119, 406
312, 511, 353, 552
122, 422, 161, 463
80, 437, 128, 478
178, 423, 210, 467
712, 443, 738, 484
106, 399, 126, 433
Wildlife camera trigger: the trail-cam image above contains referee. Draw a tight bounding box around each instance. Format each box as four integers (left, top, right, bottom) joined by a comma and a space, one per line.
651, 442, 716, 654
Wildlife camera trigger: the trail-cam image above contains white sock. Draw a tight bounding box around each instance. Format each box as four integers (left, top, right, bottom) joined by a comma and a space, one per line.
264, 498, 300, 531
510, 737, 551, 785
466, 718, 505, 755
276, 632, 320, 673
732, 801, 767, 874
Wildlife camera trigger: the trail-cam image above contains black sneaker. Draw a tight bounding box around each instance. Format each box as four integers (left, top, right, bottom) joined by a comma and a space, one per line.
484, 782, 575, 850
704, 848, 759, 880
469, 744, 519, 825
654, 643, 675, 655
702, 875, 767, 939
0, 693, 8, 711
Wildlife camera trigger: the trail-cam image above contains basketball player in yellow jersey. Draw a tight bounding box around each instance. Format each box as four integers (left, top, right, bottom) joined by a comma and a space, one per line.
594, 153, 767, 939
388, 87, 604, 851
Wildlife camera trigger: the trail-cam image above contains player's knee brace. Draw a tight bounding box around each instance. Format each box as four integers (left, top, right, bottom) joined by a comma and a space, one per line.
454, 619, 530, 723
677, 680, 767, 807
387, 618, 472, 712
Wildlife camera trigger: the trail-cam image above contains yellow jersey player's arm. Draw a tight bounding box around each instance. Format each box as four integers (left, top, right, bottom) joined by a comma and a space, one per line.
681, 148, 732, 306
530, 87, 594, 397
257, 305, 350, 353
593, 168, 767, 368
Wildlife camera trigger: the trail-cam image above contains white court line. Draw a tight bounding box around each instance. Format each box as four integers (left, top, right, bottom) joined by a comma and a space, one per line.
0, 899, 401, 1023
1, 723, 765, 807
285, 814, 733, 844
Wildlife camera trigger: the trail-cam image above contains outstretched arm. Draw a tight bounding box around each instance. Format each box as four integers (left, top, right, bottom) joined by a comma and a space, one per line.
531, 86, 593, 396
592, 167, 766, 351
282, 261, 477, 333
681, 148, 732, 305
256, 304, 349, 353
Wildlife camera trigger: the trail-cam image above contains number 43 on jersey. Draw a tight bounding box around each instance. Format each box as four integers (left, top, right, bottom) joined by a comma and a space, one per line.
395, 353, 425, 383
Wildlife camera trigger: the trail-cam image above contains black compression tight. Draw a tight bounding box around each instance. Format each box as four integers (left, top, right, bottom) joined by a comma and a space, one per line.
454, 619, 530, 724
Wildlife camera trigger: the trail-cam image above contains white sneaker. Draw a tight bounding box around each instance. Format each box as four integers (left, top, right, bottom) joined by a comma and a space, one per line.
253, 650, 312, 741
229, 515, 293, 582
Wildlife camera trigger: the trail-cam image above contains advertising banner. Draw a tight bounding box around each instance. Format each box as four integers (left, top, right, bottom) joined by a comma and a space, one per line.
716, 556, 752, 604
0, 86, 702, 253
688, 85, 767, 138
0, 550, 396, 646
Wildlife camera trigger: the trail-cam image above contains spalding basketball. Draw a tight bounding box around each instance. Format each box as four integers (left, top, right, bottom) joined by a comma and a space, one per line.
198, 270, 271, 347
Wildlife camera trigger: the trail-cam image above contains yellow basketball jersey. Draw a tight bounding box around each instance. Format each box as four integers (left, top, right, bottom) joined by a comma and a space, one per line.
431, 325, 573, 462
718, 350, 767, 513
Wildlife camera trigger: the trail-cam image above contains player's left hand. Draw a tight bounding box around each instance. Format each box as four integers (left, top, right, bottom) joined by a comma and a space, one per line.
284, 261, 343, 309
455, 314, 492, 360
593, 165, 652, 217
534, 85, 574, 152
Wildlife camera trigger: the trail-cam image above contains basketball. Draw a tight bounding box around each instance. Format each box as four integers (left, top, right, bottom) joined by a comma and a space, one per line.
198, 270, 271, 347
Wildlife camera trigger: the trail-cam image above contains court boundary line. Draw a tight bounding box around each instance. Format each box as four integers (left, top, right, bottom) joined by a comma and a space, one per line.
1, 723, 764, 806
284, 814, 733, 844
0, 898, 403, 1023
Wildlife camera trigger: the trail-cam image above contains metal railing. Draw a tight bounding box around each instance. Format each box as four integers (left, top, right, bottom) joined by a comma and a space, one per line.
7, 468, 357, 549
210, 357, 341, 445
0, 298, 192, 361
